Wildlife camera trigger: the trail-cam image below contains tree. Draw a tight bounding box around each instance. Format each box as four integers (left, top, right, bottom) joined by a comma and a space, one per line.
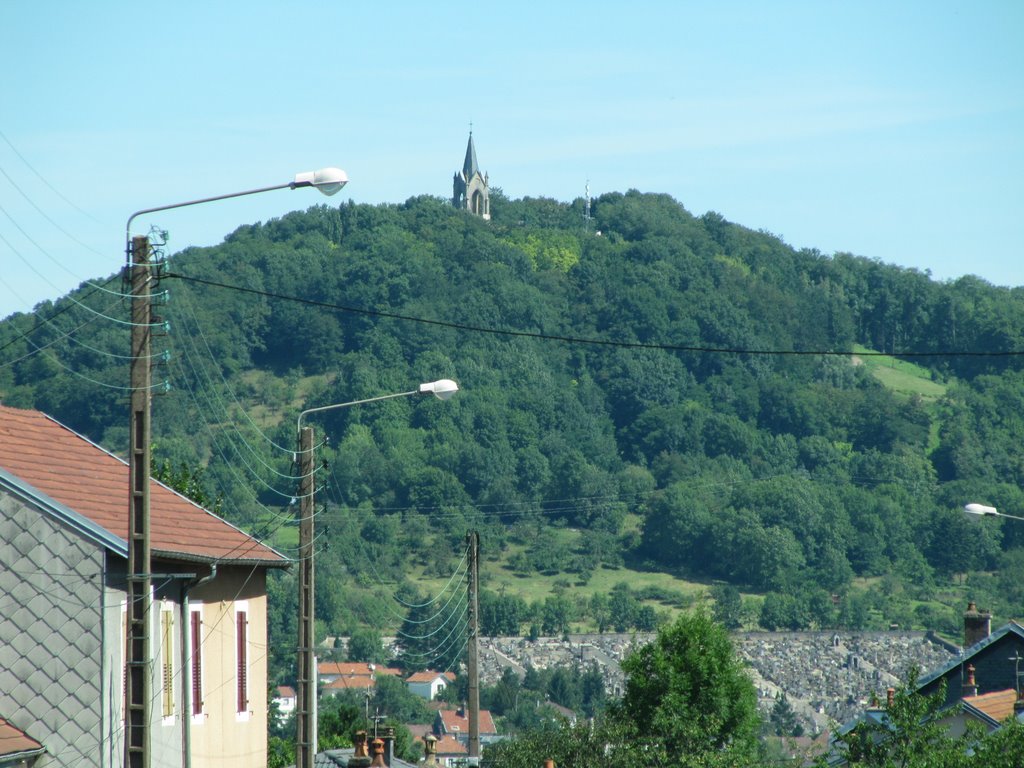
151, 455, 222, 514
347, 627, 386, 663
317, 696, 362, 750
767, 692, 803, 737
615, 610, 761, 764
712, 584, 743, 629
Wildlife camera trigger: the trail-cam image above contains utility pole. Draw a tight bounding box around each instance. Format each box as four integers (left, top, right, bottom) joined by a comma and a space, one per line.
120, 168, 346, 768
296, 426, 316, 768
467, 531, 480, 762
125, 235, 152, 768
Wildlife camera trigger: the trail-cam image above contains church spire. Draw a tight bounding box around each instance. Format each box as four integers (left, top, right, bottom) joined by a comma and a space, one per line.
453, 130, 490, 220
463, 132, 480, 179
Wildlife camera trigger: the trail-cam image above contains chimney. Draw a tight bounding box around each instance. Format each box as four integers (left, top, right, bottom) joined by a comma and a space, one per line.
349, 731, 372, 768
543, 761, 556, 768
383, 726, 395, 767
370, 738, 387, 768
964, 601, 992, 648
963, 664, 978, 698
1015, 689, 1024, 715
423, 734, 438, 767
886, 688, 895, 709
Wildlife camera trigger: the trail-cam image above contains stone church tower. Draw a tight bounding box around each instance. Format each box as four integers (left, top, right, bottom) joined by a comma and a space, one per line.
453, 132, 490, 220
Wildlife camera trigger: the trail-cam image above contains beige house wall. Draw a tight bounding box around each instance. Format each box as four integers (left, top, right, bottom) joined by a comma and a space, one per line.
189, 566, 270, 768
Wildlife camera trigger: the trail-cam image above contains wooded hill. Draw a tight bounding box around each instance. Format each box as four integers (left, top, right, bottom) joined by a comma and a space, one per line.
4, 189, 1024, 670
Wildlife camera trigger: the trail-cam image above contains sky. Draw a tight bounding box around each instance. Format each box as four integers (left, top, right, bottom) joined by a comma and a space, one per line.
1, 1, 1022, 319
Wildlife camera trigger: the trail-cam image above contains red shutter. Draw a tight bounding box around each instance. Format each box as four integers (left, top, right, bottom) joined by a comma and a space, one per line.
191, 611, 203, 715
236, 610, 248, 713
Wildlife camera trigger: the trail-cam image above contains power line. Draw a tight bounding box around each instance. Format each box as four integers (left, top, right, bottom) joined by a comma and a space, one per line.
163, 272, 1024, 359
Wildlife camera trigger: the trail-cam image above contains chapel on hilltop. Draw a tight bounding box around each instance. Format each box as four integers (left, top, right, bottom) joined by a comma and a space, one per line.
453, 131, 490, 220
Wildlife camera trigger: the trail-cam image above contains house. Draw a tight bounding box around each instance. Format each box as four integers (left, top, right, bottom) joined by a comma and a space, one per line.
0, 404, 287, 768
946, 686, 1022, 737
317, 662, 401, 698
829, 603, 1024, 764
915, 607, 1024, 707
434, 706, 499, 747
406, 671, 456, 701
273, 686, 297, 723
429, 735, 467, 768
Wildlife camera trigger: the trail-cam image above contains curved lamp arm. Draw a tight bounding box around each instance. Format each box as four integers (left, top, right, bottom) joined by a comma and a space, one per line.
125, 167, 348, 260
296, 379, 459, 435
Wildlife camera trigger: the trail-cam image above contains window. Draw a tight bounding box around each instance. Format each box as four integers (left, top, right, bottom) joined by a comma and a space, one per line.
235, 602, 249, 719
190, 604, 204, 720
161, 604, 175, 721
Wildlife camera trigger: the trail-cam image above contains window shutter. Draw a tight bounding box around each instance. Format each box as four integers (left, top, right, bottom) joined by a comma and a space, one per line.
162, 610, 174, 717
191, 611, 203, 715
236, 610, 248, 713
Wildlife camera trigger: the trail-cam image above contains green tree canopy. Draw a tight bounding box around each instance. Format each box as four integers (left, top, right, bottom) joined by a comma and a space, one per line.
615, 610, 761, 764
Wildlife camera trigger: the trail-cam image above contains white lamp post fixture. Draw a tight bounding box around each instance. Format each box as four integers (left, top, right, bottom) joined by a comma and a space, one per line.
964, 503, 1024, 522
123, 167, 347, 768
126, 167, 348, 239
295, 378, 460, 433
294, 379, 459, 768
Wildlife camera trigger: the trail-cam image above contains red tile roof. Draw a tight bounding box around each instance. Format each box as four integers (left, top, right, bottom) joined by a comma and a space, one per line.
0, 717, 44, 758
431, 735, 467, 756
407, 670, 456, 683
962, 688, 1019, 722
438, 708, 497, 735
318, 662, 401, 678
0, 405, 284, 566
325, 674, 376, 690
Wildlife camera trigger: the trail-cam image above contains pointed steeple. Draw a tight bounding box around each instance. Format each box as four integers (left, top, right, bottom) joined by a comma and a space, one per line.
463, 132, 480, 179
452, 130, 490, 220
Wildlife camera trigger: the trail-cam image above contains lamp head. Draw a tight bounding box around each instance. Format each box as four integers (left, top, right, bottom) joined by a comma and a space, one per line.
419, 379, 459, 401
964, 503, 998, 517
293, 167, 348, 196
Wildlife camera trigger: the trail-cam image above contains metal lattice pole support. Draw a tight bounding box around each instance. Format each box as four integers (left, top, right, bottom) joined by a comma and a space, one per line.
296, 426, 316, 768
126, 235, 152, 768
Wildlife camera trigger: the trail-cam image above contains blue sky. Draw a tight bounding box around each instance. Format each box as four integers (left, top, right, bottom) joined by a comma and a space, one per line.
1, 1, 1022, 319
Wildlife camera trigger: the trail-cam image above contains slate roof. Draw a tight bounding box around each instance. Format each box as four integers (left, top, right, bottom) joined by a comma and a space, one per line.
0, 404, 285, 566
917, 621, 1024, 691
312, 748, 418, 768
0, 716, 44, 759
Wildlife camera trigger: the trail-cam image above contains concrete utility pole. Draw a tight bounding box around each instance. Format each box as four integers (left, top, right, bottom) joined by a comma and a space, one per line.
296, 425, 316, 768
292, 380, 455, 768
122, 168, 346, 768
467, 530, 480, 761
125, 234, 152, 768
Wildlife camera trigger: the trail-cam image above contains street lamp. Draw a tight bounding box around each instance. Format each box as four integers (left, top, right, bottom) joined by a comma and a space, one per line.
125, 167, 348, 239
123, 167, 347, 768
294, 379, 459, 768
964, 503, 1024, 523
